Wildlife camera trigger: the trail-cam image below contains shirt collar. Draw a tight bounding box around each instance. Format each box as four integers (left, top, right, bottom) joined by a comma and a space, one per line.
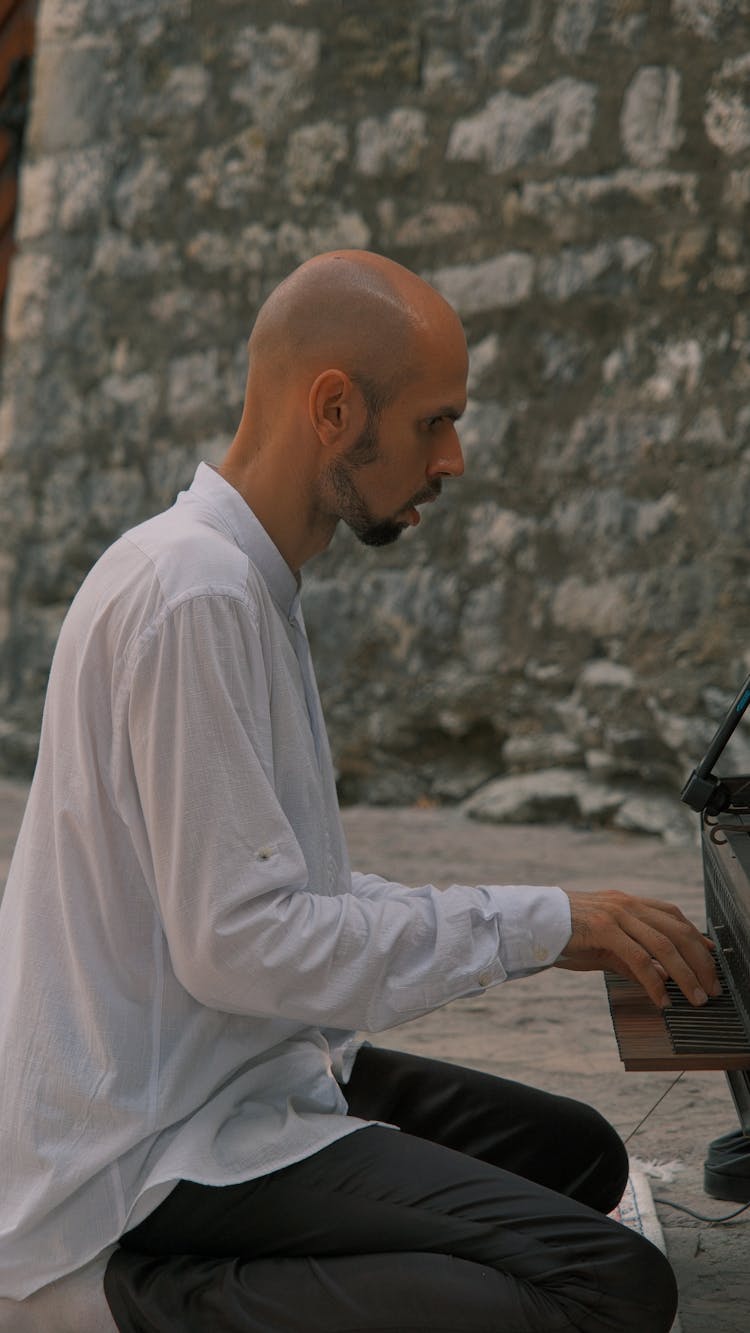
186, 462, 301, 618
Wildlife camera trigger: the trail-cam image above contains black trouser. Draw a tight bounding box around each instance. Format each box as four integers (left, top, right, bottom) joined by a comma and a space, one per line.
104, 1046, 678, 1332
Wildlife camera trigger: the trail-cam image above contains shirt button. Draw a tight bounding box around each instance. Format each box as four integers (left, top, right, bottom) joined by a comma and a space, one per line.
257, 846, 274, 861
533, 944, 550, 962
478, 969, 493, 987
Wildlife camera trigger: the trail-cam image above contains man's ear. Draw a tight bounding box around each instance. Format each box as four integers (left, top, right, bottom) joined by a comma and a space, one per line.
309, 369, 361, 447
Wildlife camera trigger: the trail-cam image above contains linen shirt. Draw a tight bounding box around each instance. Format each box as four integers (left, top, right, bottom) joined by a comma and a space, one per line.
0, 462, 571, 1298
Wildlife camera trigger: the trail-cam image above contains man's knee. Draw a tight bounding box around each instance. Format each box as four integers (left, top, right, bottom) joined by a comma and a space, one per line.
571, 1100, 629, 1213
616, 1229, 678, 1332
534, 1091, 629, 1214
579, 1224, 678, 1333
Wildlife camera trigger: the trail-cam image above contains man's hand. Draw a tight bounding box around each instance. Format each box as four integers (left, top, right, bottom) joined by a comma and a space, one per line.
555, 889, 720, 1010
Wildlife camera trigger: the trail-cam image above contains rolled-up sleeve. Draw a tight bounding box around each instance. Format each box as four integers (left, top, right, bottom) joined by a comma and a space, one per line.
351, 872, 571, 982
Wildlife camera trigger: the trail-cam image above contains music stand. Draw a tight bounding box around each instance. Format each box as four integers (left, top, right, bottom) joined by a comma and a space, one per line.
681, 673, 750, 817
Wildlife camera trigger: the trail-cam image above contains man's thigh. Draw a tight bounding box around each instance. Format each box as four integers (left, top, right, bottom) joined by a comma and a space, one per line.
343, 1045, 629, 1213
104, 1249, 569, 1333
120, 1125, 639, 1276
112, 1126, 675, 1333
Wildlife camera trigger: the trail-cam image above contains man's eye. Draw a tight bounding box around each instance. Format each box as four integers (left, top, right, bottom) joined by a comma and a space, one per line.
427, 416, 444, 429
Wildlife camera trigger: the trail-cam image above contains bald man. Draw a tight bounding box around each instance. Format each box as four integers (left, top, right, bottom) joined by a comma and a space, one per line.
0, 252, 716, 1332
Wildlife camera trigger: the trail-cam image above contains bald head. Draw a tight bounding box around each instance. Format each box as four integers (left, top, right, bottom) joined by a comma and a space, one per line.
246, 250, 462, 414
220, 251, 467, 569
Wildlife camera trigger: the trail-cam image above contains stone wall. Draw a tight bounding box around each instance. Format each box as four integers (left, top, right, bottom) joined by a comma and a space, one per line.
1, 0, 749, 839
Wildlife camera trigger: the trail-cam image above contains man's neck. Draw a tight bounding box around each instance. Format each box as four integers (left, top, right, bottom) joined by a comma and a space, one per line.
216, 454, 335, 575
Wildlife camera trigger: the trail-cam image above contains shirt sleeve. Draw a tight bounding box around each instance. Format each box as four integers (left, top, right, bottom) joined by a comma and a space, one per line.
350, 872, 571, 980
124, 594, 571, 1033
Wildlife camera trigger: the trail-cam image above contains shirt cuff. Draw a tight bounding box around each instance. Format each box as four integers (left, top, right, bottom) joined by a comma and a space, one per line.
483, 884, 572, 979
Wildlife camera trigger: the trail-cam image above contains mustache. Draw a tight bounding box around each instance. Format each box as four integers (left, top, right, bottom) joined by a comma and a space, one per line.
409, 479, 443, 507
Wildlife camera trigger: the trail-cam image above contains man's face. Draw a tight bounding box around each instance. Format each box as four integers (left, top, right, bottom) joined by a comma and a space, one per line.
324, 333, 468, 548
326, 409, 444, 547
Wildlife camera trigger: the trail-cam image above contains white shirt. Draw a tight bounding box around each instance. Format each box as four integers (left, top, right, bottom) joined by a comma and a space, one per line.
0, 462, 571, 1298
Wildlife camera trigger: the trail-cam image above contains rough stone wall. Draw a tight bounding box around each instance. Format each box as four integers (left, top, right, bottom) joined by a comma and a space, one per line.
1, 0, 749, 839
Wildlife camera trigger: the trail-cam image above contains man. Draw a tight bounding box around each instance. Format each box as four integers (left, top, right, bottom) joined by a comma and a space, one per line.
0, 251, 718, 1332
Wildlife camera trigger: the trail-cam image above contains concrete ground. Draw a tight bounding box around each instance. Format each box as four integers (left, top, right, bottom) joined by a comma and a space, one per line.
2, 776, 747, 1331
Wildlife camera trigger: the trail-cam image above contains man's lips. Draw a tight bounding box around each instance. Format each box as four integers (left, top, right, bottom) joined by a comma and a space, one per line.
401, 481, 442, 526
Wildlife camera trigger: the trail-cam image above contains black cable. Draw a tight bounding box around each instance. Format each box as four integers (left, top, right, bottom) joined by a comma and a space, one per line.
623, 1074, 750, 1223
652, 1195, 750, 1224
623, 1072, 685, 1145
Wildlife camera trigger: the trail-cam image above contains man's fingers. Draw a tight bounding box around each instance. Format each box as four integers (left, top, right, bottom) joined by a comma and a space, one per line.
617, 910, 720, 1005
610, 934, 672, 1009
564, 889, 721, 1009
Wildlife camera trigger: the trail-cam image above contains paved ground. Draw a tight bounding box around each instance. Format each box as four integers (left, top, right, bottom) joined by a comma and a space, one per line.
2, 777, 748, 1330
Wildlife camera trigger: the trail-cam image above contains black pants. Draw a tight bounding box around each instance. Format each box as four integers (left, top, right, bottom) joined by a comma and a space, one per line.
104, 1047, 678, 1332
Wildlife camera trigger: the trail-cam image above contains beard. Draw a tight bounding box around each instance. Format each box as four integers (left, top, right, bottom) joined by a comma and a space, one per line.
325, 415, 441, 548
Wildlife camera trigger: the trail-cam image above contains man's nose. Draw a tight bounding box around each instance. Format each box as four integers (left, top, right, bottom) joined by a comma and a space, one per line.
427, 427, 465, 479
